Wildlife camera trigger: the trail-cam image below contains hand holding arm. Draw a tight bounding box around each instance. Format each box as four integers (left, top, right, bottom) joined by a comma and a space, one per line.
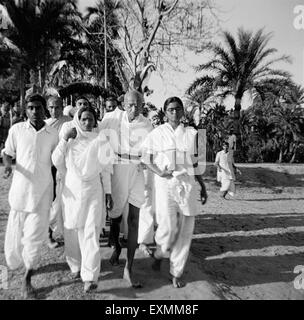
63, 127, 77, 142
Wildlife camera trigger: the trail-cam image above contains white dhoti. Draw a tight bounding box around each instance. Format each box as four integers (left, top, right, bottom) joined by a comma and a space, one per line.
49, 179, 64, 235
153, 174, 197, 278
5, 209, 49, 270
218, 171, 236, 196
109, 163, 145, 219
64, 224, 101, 282
138, 169, 155, 244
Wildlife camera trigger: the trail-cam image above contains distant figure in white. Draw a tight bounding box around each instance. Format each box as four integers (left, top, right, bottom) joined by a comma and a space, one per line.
214, 141, 241, 199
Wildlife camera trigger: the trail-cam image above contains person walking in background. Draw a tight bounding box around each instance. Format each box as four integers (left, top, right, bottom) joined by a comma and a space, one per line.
63, 95, 90, 119
11, 102, 24, 125
214, 141, 241, 199
45, 96, 71, 249
52, 106, 114, 293
3, 94, 58, 299
0, 101, 12, 152
105, 96, 118, 113
227, 128, 237, 154
141, 96, 208, 288
46, 96, 71, 132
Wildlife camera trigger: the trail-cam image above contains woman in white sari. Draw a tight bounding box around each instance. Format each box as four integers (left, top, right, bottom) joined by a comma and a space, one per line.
141, 97, 208, 288
52, 106, 114, 293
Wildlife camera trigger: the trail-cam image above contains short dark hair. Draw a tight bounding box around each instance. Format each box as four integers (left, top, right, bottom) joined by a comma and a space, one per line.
78, 105, 98, 127
163, 96, 183, 112
25, 94, 46, 108
75, 95, 90, 106
223, 141, 229, 147
106, 95, 117, 103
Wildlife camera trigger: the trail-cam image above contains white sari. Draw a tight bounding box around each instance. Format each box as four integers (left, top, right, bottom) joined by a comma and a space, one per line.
52, 110, 114, 229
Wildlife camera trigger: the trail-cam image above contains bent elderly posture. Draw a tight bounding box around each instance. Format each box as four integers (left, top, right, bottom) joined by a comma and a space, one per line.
100, 90, 152, 288
141, 96, 208, 288
3, 94, 58, 298
52, 106, 114, 293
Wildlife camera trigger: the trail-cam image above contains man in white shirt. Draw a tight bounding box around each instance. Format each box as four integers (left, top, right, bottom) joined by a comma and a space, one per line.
3, 94, 58, 299
45, 96, 71, 132
45, 96, 70, 248
214, 141, 241, 199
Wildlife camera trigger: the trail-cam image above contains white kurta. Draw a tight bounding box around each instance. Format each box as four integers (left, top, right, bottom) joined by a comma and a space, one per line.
100, 110, 153, 219
45, 115, 71, 133
45, 115, 71, 234
215, 150, 235, 196
141, 123, 199, 278
4, 121, 58, 270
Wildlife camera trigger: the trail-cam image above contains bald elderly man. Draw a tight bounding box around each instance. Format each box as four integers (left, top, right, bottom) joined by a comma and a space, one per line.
99, 90, 153, 288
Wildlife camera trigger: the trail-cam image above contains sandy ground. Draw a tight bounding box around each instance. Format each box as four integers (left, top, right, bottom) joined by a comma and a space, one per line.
0, 163, 304, 300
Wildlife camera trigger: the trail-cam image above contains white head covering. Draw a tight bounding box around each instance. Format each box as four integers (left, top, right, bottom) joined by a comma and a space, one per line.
69, 108, 114, 180
72, 108, 98, 140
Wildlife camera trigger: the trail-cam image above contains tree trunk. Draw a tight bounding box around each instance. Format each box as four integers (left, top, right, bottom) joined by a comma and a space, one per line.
233, 97, 242, 161
290, 144, 298, 163
278, 149, 283, 163
19, 66, 25, 114
233, 97, 242, 135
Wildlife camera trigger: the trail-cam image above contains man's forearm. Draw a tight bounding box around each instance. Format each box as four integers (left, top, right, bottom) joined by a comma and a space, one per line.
3, 152, 13, 168
214, 162, 221, 170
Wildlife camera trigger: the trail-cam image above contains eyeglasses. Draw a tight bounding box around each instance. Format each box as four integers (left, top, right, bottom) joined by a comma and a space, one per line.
124, 103, 137, 109
166, 108, 183, 113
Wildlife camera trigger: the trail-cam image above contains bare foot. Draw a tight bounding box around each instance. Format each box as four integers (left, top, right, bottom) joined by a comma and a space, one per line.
139, 243, 152, 257
21, 281, 36, 299
47, 239, 60, 249
84, 281, 98, 293
123, 267, 143, 288
172, 277, 185, 288
109, 245, 121, 266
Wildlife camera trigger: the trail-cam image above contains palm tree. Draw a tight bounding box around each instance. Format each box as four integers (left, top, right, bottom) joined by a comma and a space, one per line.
268, 104, 304, 163
203, 104, 229, 161
84, 0, 123, 95
0, 0, 82, 104
187, 28, 291, 149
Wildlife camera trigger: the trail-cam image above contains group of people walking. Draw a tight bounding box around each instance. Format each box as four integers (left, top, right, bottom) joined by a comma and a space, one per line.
1, 89, 215, 299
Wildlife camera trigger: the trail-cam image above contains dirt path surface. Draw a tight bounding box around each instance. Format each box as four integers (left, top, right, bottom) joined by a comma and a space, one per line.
1, 163, 304, 300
